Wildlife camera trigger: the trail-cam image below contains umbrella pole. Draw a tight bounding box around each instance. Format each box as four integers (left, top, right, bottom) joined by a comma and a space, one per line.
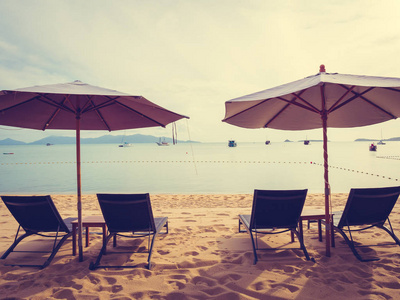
76, 115, 83, 262
322, 113, 331, 257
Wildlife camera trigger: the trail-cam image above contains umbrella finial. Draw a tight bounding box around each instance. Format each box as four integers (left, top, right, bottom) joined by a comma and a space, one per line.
319, 64, 326, 73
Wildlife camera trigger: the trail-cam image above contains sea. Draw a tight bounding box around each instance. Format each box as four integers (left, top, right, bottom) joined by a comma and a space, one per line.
1, 141, 399, 195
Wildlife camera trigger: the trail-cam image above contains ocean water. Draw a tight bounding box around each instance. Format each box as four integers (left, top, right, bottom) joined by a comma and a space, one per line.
0, 141, 399, 195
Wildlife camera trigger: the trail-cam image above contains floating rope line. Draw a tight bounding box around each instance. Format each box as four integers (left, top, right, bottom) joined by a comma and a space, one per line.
0, 160, 315, 165
376, 156, 400, 160
2, 160, 398, 181
310, 162, 399, 181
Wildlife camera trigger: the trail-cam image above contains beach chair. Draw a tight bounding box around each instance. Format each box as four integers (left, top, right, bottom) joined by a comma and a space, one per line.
239, 189, 312, 264
328, 186, 400, 262
0, 195, 75, 269
89, 193, 168, 270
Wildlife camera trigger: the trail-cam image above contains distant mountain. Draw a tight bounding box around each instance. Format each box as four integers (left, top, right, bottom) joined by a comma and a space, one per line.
385, 137, 400, 141
0, 138, 26, 145
355, 137, 400, 142
0, 134, 198, 145
29, 136, 76, 145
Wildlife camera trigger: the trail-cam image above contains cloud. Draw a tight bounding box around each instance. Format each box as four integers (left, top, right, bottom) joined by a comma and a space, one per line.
0, 0, 400, 142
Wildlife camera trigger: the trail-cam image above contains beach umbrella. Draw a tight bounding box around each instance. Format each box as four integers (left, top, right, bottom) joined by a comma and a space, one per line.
0, 80, 188, 261
222, 65, 400, 257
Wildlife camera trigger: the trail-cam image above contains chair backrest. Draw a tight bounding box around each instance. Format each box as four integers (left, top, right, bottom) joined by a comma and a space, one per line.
337, 186, 400, 228
96, 193, 156, 233
1, 195, 70, 233
250, 189, 308, 229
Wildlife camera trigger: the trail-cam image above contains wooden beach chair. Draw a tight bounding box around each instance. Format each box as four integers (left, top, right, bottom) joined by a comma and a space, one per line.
239, 189, 312, 264
1, 195, 75, 269
327, 186, 400, 262
89, 193, 168, 270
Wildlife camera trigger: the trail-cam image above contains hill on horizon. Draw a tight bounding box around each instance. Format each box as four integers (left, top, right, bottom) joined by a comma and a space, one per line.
355, 137, 400, 142
0, 134, 198, 145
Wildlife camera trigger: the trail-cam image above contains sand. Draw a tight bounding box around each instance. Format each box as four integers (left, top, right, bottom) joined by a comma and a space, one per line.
1, 193, 400, 300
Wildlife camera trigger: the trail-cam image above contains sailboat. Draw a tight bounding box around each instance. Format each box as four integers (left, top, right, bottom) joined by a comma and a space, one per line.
119, 141, 132, 147
377, 130, 386, 145
156, 137, 169, 146
118, 132, 132, 147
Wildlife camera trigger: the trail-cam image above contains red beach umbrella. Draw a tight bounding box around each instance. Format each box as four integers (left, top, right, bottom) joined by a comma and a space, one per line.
0, 80, 188, 261
222, 65, 400, 257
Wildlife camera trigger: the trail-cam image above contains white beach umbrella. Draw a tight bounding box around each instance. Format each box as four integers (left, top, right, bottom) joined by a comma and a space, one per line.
0, 80, 189, 261
223, 65, 400, 256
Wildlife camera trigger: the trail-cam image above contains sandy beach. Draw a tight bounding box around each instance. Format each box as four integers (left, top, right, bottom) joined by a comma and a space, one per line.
1, 193, 400, 300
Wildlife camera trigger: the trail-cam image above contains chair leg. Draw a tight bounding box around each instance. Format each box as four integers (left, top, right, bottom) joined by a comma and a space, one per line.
164, 221, 168, 233
335, 228, 379, 262
249, 231, 258, 264
2, 232, 71, 269
147, 234, 157, 270
41, 233, 72, 269
238, 219, 243, 232
89, 233, 115, 270
291, 229, 312, 261
1, 232, 34, 259
379, 225, 400, 246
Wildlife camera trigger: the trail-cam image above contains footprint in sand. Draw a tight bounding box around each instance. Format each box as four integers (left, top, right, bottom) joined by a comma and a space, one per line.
348, 266, 373, 279
218, 273, 242, 285
167, 280, 186, 290
86, 274, 101, 285
270, 283, 300, 293
358, 290, 391, 299
131, 291, 161, 299
165, 291, 187, 300
252, 281, 269, 291
379, 280, 400, 289
126, 269, 152, 279
184, 251, 199, 256
197, 246, 208, 251
52, 288, 75, 299
104, 277, 117, 285
169, 274, 190, 282
192, 276, 217, 287
112, 285, 123, 293
203, 286, 227, 296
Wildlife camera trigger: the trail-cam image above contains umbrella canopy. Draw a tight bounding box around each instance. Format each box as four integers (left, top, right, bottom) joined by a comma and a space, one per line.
0, 80, 186, 130
223, 65, 400, 256
0, 80, 189, 261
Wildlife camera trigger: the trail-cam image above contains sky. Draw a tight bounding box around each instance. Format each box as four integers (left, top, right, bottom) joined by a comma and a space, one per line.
0, 0, 400, 143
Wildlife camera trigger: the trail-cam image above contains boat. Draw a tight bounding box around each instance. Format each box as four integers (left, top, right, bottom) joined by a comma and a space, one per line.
119, 132, 132, 147
304, 140, 310, 145
265, 140, 270, 145
369, 143, 377, 151
46, 143, 53, 146
228, 140, 237, 147
377, 130, 386, 145
3, 152, 14, 155
156, 138, 169, 146
118, 141, 132, 147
